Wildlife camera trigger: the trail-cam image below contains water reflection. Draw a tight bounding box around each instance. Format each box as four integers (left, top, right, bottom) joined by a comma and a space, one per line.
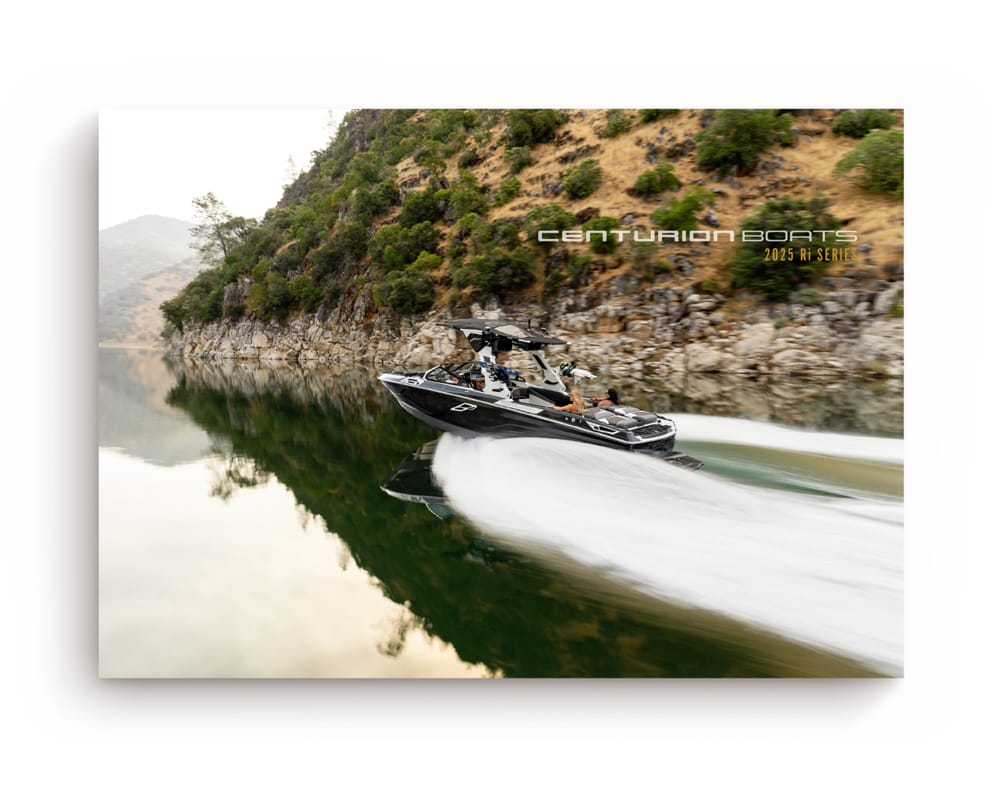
380, 440, 454, 519
614, 373, 903, 437
151, 353, 893, 676
99, 348, 211, 465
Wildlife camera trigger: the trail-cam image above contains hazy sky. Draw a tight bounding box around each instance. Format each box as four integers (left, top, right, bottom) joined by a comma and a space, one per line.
99, 108, 344, 229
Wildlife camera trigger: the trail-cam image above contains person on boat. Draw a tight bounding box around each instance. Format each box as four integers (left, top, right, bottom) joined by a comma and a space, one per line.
591, 388, 620, 407
554, 390, 586, 413
491, 351, 522, 382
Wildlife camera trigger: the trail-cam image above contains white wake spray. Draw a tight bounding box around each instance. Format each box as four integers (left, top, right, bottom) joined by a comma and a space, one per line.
431, 432, 903, 674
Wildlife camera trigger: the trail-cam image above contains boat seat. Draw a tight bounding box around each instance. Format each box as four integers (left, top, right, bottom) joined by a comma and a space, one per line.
611, 406, 658, 425
602, 416, 639, 428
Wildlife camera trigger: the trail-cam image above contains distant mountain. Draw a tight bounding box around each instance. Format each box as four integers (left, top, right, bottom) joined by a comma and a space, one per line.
100, 215, 198, 346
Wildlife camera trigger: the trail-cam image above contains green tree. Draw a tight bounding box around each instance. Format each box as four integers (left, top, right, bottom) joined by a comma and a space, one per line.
446, 171, 488, 219
189, 192, 257, 265
399, 188, 446, 227
453, 248, 536, 298
581, 216, 621, 254
494, 177, 522, 206
729, 196, 842, 299
504, 110, 568, 148
600, 110, 632, 138
369, 222, 441, 269
561, 159, 603, 199
835, 129, 903, 197
524, 204, 576, 243
651, 187, 714, 232
504, 146, 533, 174
376, 270, 436, 314
289, 274, 322, 311
263, 272, 294, 319
632, 164, 680, 196
639, 109, 680, 123
696, 110, 793, 175
831, 109, 897, 138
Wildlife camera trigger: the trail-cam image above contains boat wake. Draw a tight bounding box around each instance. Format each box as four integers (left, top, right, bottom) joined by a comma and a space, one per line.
431, 430, 903, 674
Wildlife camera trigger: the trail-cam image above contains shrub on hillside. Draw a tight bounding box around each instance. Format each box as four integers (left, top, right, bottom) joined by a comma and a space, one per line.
458, 148, 481, 168
452, 247, 536, 298
398, 187, 446, 227
243, 225, 284, 263
524, 204, 577, 243
444, 171, 488, 219
504, 146, 533, 174
330, 221, 369, 262
488, 218, 522, 250
504, 109, 568, 148
375, 270, 435, 314
270, 243, 302, 274
368, 221, 441, 269
696, 110, 793, 175
729, 196, 842, 299
412, 140, 446, 172
600, 110, 632, 138
408, 251, 442, 272
632, 164, 680, 196
351, 178, 399, 224
580, 216, 621, 254
639, 109, 680, 123
494, 177, 522, 206
650, 187, 714, 232
263, 272, 294, 319
546, 252, 593, 290
244, 283, 266, 318
455, 212, 489, 242
831, 109, 897, 138
289, 274, 322, 312
834, 129, 903, 198
159, 267, 224, 330
561, 159, 602, 199
426, 109, 478, 142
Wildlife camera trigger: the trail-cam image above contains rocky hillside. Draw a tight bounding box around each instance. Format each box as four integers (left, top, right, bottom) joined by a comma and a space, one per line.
163, 109, 904, 378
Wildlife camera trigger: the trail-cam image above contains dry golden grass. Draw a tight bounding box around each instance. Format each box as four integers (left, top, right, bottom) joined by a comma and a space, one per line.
388, 109, 904, 309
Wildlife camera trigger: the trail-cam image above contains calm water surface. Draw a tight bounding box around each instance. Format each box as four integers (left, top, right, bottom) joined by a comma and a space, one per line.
99, 348, 903, 677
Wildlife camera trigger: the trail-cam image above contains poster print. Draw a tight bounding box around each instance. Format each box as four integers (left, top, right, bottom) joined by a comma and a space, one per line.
99, 109, 903, 677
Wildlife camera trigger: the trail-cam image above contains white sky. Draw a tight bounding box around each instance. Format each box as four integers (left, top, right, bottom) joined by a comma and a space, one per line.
99, 108, 344, 229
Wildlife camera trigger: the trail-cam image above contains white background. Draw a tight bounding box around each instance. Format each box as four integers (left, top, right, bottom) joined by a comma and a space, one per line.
2, 3, 998, 783
99, 107, 340, 229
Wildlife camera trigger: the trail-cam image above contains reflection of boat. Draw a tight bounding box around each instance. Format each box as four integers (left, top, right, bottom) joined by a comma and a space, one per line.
379, 440, 454, 519
379, 319, 702, 468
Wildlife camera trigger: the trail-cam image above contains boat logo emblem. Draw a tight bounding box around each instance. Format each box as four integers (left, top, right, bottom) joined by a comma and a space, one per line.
586, 421, 618, 435
403, 376, 422, 385
451, 402, 478, 412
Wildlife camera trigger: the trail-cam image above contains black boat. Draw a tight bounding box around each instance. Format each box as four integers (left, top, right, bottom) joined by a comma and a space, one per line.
379, 319, 702, 469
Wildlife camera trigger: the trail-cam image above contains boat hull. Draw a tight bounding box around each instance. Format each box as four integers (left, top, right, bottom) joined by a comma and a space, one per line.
379, 373, 677, 454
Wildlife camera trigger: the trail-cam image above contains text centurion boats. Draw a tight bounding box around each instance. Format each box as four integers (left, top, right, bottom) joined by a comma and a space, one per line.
378, 319, 702, 468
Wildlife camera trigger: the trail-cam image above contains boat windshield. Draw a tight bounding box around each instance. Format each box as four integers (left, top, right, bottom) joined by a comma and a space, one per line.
424, 362, 483, 384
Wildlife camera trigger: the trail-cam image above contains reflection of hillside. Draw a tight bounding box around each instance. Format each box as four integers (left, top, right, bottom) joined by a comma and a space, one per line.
99, 349, 211, 465
615, 374, 903, 437
164, 356, 876, 676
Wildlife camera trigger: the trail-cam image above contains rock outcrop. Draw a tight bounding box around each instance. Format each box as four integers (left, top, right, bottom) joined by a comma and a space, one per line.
165, 282, 903, 383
